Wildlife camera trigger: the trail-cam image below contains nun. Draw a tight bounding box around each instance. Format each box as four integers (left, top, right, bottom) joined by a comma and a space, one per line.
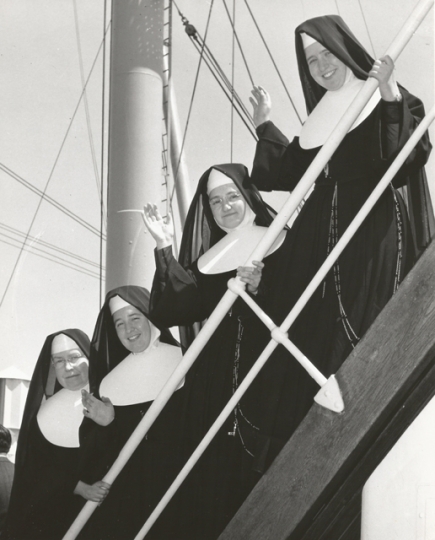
248, 15, 434, 426
4, 329, 109, 540
143, 164, 298, 539
78, 285, 185, 540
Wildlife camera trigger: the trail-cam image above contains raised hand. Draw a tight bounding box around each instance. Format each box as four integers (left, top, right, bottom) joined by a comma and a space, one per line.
369, 55, 400, 102
237, 260, 264, 294
249, 85, 272, 128
142, 203, 174, 250
82, 389, 115, 426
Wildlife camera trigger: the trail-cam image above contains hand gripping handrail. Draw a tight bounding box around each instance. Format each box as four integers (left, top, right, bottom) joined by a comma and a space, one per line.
133, 105, 435, 539
63, 1, 434, 538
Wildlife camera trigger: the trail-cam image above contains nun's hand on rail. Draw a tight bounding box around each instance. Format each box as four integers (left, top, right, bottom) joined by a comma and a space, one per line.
74, 480, 111, 503
237, 260, 264, 295
369, 55, 400, 102
143, 203, 174, 250
249, 85, 271, 128
82, 390, 115, 426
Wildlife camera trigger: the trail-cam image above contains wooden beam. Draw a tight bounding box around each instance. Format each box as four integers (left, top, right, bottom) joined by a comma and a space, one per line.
219, 240, 435, 540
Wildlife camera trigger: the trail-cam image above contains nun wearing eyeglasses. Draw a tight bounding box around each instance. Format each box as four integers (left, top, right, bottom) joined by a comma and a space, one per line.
78, 286, 185, 540
143, 164, 297, 539
248, 15, 434, 423
3, 329, 109, 540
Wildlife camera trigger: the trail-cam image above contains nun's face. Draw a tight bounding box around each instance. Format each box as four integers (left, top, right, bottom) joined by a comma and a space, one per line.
209, 183, 247, 230
113, 305, 151, 353
52, 348, 89, 391
305, 41, 347, 91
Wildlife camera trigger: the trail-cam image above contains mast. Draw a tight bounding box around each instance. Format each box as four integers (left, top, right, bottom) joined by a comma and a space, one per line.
105, 0, 165, 291
162, 1, 192, 227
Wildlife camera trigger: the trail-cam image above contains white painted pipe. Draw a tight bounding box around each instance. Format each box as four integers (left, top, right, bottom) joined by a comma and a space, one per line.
229, 278, 327, 386
63, 1, 434, 537
135, 106, 434, 540
133, 339, 279, 539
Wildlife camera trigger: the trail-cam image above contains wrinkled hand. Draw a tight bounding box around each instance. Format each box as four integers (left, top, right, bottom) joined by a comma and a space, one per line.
82, 390, 115, 426
142, 203, 174, 250
369, 55, 399, 101
249, 86, 272, 128
74, 480, 111, 503
237, 260, 264, 294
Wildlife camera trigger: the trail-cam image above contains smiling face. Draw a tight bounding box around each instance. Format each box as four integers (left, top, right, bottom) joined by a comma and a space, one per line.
305, 41, 347, 91
113, 305, 151, 354
208, 183, 247, 230
52, 348, 89, 391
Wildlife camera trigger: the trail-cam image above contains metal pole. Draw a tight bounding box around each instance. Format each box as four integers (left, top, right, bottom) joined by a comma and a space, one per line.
166, 79, 193, 224
135, 104, 435, 540
63, 1, 433, 537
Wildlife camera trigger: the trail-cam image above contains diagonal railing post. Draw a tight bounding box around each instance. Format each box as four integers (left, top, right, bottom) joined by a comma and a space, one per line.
63, 1, 433, 537
134, 104, 434, 540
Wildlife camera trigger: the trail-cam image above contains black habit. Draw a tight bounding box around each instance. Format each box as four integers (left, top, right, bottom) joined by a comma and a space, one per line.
150, 164, 297, 539
78, 286, 185, 540
3, 329, 92, 540
250, 15, 434, 433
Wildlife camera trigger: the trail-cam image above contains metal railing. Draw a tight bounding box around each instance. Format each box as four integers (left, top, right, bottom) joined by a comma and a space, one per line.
63, 0, 434, 537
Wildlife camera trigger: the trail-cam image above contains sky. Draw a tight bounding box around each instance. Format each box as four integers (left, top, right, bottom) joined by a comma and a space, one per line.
0, 0, 433, 380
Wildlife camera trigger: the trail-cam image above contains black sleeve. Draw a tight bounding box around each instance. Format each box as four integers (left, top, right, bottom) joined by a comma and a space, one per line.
77, 417, 117, 485
251, 121, 312, 192
375, 87, 432, 187
149, 246, 209, 327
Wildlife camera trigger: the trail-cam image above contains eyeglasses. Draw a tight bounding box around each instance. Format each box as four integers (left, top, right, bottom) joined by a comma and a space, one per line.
209, 191, 242, 208
51, 354, 85, 369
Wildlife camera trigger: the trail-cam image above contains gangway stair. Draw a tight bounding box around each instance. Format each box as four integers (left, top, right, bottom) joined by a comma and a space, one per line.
220, 239, 435, 540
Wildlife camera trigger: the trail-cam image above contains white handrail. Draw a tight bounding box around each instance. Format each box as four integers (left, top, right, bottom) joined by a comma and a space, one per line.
62, 1, 434, 537
134, 104, 435, 540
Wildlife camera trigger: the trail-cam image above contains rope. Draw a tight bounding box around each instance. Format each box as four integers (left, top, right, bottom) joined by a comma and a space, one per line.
0, 22, 111, 309
358, 0, 377, 58
99, 0, 108, 306
0, 222, 104, 270
243, 0, 303, 124
0, 163, 105, 239
221, 0, 255, 86
0, 236, 103, 280
73, 0, 102, 203
192, 36, 255, 129
230, 0, 236, 162
171, 0, 215, 184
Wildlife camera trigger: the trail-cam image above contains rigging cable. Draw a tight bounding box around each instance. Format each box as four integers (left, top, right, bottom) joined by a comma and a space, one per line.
0, 21, 111, 309
188, 35, 256, 132
243, 0, 303, 124
357, 0, 377, 58
171, 0, 215, 185
169, 1, 257, 206
221, 0, 255, 86
0, 236, 103, 281
99, 0, 109, 306
0, 222, 104, 270
0, 163, 105, 239
230, 0, 236, 162
173, 7, 257, 133
72, 0, 104, 209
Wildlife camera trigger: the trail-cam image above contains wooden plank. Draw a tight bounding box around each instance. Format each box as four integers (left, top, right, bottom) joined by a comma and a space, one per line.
219, 240, 435, 540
